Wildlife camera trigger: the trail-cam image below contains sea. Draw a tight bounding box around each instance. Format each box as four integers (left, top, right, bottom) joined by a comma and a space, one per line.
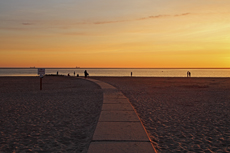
0, 68, 230, 77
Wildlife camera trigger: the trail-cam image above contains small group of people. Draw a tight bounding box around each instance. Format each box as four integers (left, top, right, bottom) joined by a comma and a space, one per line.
187, 71, 191, 77
68, 72, 79, 77
63, 71, 87, 77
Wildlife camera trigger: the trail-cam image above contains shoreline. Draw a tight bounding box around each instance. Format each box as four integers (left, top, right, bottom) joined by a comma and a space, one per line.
1, 68, 230, 69
1, 76, 230, 78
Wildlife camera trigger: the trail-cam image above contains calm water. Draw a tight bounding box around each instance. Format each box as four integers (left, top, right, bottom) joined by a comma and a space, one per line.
0, 68, 230, 77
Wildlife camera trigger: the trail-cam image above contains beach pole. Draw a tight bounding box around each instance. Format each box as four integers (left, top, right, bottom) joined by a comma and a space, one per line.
38, 68, 45, 91
40, 75, 43, 90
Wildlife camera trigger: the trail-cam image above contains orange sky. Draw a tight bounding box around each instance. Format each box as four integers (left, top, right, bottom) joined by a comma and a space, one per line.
0, 0, 230, 68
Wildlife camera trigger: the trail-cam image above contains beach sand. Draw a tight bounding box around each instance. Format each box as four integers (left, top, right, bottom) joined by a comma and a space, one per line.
0, 76, 103, 153
92, 77, 230, 153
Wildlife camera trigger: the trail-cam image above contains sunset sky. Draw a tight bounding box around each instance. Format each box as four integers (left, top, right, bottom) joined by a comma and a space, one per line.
0, 0, 230, 68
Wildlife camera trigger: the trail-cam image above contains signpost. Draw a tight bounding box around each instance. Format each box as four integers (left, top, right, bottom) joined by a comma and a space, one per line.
38, 68, 45, 90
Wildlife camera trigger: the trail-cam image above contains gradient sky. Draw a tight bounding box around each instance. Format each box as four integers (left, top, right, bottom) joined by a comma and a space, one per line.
0, 0, 230, 68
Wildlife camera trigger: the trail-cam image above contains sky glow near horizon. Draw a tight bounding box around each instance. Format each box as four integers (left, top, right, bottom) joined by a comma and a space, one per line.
0, 0, 230, 68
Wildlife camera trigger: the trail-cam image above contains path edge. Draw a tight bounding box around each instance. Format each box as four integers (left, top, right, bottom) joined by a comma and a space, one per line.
86, 78, 157, 153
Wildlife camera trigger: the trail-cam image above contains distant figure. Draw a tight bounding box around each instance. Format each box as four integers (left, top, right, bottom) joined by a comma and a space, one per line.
74, 71, 75, 76
84, 70, 89, 78
57, 71, 59, 75
131, 72, 132, 77
68, 73, 70, 76
187, 71, 191, 77
77, 74, 79, 77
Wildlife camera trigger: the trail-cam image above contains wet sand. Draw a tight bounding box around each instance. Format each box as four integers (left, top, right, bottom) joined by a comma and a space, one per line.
0, 76, 103, 153
92, 77, 230, 153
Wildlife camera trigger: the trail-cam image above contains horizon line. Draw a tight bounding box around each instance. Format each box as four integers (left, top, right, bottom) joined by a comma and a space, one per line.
0, 67, 230, 69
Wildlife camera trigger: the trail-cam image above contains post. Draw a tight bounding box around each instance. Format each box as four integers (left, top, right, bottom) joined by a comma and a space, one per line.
38, 68, 45, 91
40, 77, 42, 90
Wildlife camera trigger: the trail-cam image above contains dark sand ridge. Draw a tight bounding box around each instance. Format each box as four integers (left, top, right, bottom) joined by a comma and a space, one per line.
0, 76, 103, 153
92, 77, 230, 153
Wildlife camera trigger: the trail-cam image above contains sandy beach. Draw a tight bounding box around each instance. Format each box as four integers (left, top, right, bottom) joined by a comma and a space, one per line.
92, 77, 230, 153
1, 76, 230, 153
0, 76, 103, 153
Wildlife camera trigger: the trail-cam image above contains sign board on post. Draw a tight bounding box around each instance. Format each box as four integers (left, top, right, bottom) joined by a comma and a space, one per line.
38, 68, 45, 90
38, 68, 45, 76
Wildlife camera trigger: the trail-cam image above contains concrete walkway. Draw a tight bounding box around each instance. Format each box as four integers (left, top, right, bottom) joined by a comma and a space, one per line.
87, 79, 156, 153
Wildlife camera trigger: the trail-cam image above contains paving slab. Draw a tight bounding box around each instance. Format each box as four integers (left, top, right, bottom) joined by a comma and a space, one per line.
99, 111, 140, 122
93, 82, 116, 89
88, 142, 154, 153
102, 104, 134, 111
104, 93, 127, 99
92, 122, 149, 141
103, 89, 126, 94
103, 98, 129, 104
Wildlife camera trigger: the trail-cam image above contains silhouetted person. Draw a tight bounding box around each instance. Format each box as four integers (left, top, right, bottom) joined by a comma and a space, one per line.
131, 72, 132, 77
77, 74, 79, 77
57, 71, 59, 75
68, 73, 70, 76
84, 70, 89, 78
187, 71, 191, 77
74, 71, 75, 76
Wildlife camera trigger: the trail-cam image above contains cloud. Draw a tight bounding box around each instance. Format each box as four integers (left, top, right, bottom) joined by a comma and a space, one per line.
94, 13, 191, 25
174, 13, 191, 17
1, 13, 191, 31
22, 23, 33, 25
137, 15, 170, 21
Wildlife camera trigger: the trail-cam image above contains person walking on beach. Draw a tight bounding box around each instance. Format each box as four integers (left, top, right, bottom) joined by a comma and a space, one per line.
187, 71, 191, 77
84, 70, 89, 78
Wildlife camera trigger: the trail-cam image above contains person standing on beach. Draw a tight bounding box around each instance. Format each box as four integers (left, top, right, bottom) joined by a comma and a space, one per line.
187, 71, 191, 77
74, 71, 75, 76
131, 72, 132, 77
84, 70, 88, 78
